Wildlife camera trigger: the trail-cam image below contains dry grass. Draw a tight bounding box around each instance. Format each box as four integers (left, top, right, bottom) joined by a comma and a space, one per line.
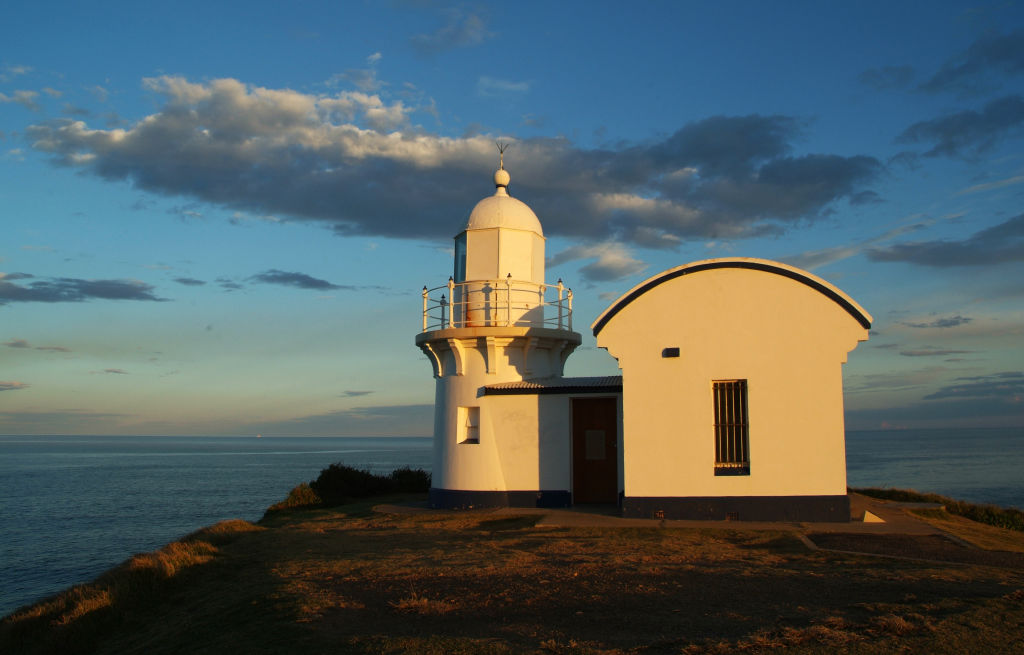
911, 507, 1024, 553
853, 486, 1024, 532
265, 482, 322, 513
4, 497, 1024, 654
0, 519, 265, 655
390, 592, 460, 615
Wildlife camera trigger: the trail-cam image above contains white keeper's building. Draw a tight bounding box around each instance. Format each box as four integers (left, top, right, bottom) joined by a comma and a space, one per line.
416, 163, 871, 521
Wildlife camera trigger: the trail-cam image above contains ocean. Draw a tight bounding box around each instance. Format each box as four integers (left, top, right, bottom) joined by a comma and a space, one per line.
845, 427, 1024, 508
0, 436, 432, 618
1, 428, 1022, 617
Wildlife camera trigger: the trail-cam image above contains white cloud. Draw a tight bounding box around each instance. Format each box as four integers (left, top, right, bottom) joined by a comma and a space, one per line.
477, 76, 530, 96
0, 90, 41, 111
547, 242, 647, 282
328, 69, 381, 93
410, 11, 489, 55
783, 218, 934, 270
88, 85, 109, 103
26, 76, 883, 245
0, 64, 31, 82
957, 173, 1024, 195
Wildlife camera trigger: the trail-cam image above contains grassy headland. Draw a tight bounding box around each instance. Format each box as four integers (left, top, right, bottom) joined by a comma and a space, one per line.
3, 471, 1024, 654
851, 486, 1024, 532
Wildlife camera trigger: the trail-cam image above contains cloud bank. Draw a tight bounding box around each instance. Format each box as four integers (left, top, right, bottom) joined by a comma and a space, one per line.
897, 95, 1024, 158
902, 315, 973, 329
868, 213, 1024, 266
27, 76, 882, 249
923, 371, 1024, 400
250, 269, 341, 291
846, 370, 1024, 429
0, 273, 165, 304
920, 29, 1024, 95
547, 243, 647, 282
3, 338, 71, 352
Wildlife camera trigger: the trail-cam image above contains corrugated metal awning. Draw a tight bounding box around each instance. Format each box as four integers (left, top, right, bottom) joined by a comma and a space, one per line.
482, 376, 623, 396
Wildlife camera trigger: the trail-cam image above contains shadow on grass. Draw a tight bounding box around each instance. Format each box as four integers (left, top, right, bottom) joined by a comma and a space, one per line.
0, 520, 311, 655
5, 499, 1024, 654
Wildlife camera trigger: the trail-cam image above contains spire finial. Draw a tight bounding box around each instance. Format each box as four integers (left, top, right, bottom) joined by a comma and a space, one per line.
493, 142, 511, 194
496, 141, 509, 170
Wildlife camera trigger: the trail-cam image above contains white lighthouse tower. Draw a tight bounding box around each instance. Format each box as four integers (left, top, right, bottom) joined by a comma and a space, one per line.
416, 154, 582, 508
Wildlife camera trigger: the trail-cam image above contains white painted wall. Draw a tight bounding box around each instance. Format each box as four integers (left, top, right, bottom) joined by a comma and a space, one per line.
469, 394, 574, 491
418, 327, 580, 492
419, 169, 575, 496
463, 228, 545, 283
596, 261, 869, 499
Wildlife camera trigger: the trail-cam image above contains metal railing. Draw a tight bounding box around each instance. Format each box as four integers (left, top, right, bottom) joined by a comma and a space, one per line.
421, 276, 574, 332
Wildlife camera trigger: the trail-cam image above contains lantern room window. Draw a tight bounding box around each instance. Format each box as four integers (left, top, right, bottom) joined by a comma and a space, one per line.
454, 234, 467, 283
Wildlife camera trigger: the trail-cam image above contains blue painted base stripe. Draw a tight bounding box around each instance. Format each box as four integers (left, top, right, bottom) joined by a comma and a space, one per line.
623, 495, 850, 522
430, 488, 572, 509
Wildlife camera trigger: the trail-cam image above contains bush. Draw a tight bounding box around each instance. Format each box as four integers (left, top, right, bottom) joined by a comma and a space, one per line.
852, 487, 1024, 532
389, 466, 432, 493
265, 483, 323, 513
308, 464, 431, 507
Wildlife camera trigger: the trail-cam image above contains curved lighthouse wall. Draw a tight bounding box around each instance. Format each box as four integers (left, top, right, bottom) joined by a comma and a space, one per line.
420, 327, 579, 508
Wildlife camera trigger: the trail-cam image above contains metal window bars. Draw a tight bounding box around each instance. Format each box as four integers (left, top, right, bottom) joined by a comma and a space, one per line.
713, 379, 750, 471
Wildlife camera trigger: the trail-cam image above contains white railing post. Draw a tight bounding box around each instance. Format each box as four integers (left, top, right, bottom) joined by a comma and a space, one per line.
422, 286, 428, 331
539, 283, 546, 327
505, 273, 512, 326
421, 279, 577, 333
567, 288, 573, 332
447, 277, 455, 328
556, 279, 564, 330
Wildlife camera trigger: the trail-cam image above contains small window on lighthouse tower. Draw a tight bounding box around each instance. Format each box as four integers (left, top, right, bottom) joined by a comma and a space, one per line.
454, 234, 467, 283
458, 406, 480, 444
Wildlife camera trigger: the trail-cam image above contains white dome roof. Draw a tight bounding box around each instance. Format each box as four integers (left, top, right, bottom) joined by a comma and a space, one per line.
464, 168, 543, 236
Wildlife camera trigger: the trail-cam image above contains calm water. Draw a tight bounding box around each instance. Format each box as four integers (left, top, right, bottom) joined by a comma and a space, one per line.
1, 428, 1022, 617
846, 427, 1024, 509
0, 436, 432, 617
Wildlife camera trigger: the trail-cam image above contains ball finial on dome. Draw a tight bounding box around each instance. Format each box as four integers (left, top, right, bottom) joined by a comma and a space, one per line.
466, 142, 542, 235
494, 141, 511, 193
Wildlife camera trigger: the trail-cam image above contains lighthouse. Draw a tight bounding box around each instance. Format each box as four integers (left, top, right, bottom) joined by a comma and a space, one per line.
414, 155, 869, 520
416, 155, 583, 508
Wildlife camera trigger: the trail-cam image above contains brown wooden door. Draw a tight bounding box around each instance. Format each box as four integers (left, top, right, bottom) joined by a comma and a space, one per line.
572, 397, 618, 504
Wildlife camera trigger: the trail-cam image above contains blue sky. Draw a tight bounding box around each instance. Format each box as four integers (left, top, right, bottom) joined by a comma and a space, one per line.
2, 1, 1023, 435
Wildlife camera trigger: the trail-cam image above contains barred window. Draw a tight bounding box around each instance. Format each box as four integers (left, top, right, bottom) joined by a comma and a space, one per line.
713, 380, 750, 475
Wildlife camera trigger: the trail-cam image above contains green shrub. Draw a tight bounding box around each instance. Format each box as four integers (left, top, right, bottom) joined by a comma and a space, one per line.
389, 466, 432, 493
265, 483, 323, 513
852, 487, 1024, 532
308, 464, 431, 507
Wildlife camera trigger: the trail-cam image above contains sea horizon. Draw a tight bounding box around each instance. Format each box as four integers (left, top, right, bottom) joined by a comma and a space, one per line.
3, 425, 1020, 437
2, 427, 1022, 617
